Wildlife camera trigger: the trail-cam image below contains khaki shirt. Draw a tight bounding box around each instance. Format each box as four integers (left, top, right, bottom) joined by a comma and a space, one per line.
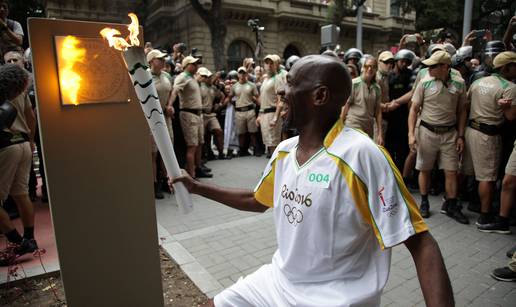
413, 67, 462, 90
4, 94, 30, 135
231, 81, 258, 108
376, 70, 389, 102
173, 72, 202, 109
467, 74, 516, 125
412, 73, 466, 126
200, 83, 219, 117
346, 77, 381, 134
259, 70, 286, 110
151, 71, 172, 109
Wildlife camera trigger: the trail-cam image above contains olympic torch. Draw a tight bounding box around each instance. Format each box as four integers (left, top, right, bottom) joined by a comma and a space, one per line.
100, 14, 193, 214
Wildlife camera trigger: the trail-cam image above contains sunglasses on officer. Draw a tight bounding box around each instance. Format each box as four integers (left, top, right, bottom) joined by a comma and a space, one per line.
381, 60, 395, 65
363, 64, 377, 70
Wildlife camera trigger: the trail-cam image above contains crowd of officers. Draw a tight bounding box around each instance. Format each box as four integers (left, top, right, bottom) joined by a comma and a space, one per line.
146, 20, 516, 238
146, 27, 516, 239
338, 25, 516, 236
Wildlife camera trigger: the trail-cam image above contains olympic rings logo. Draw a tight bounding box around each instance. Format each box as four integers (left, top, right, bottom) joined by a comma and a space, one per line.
283, 204, 303, 226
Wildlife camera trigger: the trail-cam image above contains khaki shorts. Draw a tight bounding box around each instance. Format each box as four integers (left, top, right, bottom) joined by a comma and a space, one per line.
506, 142, 516, 177
180, 112, 204, 146
416, 126, 458, 171
259, 112, 282, 147
0, 142, 32, 201
203, 114, 221, 132
235, 109, 258, 134
151, 117, 174, 153
461, 127, 501, 181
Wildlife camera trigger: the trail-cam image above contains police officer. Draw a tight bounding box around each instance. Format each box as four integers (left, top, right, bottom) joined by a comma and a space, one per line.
383, 49, 414, 173
257, 54, 286, 158
198, 67, 226, 161
463, 51, 516, 232
343, 55, 383, 145
343, 48, 363, 67
408, 51, 468, 223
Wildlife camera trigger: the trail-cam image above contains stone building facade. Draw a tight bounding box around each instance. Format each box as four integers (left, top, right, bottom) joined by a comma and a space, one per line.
43, 0, 415, 71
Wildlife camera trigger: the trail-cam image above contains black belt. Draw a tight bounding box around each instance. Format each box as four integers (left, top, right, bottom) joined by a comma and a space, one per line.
261, 107, 276, 114
469, 120, 501, 136
420, 120, 455, 134
202, 109, 212, 114
0, 131, 29, 150
235, 105, 255, 112
181, 108, 202, 116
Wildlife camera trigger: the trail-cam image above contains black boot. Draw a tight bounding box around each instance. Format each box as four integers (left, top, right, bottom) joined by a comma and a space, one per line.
446, 199, 469, 224
154, 182, 164, 199
196, 167, 213, 178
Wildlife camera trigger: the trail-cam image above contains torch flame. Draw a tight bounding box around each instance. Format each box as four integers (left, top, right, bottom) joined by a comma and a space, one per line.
100, 13, 140, 51
60, 36, 85, 105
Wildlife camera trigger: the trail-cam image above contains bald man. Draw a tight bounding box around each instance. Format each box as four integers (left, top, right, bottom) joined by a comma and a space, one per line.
172, 55, 453, 307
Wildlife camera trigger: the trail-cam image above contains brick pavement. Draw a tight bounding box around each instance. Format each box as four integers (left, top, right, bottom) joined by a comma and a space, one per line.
156, 156, 516, 306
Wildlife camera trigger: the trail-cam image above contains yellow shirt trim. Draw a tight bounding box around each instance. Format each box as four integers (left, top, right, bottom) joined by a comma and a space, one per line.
254, 151, 289, 208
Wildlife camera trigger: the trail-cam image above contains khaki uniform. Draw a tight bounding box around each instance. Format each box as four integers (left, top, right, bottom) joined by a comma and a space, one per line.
231, 81, 258, 134
412, 73, 466, 171
174, 72, 203, 146
506, 140, 516, 177
259, 70, 286, 147
151, 71, 173, 151
462, 75, 516, 181
0, 94, 32, 200
200, 82, 221, 132
412, 67, 462, 90
345, 77, 381, 138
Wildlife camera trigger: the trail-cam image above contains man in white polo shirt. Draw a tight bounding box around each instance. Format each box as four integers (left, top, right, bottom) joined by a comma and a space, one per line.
172, 55, 453, 307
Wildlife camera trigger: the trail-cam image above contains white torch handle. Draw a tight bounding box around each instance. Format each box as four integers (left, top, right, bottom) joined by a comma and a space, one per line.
123, 47, 193, 214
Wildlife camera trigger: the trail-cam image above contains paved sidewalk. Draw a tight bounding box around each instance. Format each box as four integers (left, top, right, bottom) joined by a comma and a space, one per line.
156, 156, 516, 306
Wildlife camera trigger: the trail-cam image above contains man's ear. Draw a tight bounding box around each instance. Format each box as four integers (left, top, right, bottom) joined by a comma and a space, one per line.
313, 86, 329, 107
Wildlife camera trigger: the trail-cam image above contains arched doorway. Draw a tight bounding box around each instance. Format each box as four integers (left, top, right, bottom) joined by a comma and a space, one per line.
283, 44, 300, 61
227, 40, 254, 71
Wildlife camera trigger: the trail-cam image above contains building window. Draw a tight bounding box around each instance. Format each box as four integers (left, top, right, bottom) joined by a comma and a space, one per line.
390, 1, 400, 16
283, 44, 301, 61
227, 40, 254, 71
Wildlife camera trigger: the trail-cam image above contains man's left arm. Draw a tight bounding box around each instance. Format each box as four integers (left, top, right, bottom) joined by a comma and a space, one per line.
404, 232, 454, 307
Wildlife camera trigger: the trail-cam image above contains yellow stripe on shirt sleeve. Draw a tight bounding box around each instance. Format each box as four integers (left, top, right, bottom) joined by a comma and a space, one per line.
328, 154, 386, 249
254, 151, 289, 208
378, 146, 428, 234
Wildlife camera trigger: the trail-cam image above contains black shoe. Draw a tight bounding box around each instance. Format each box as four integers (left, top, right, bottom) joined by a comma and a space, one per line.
218, 153, 230, 160
447, 207, 469, 224
239, 151, 250, 157
16, 238, 38, 256
475, 214, 492, 227
266, 152, 272, 159
206, 150, 216, 161
200, 165, 212, 173
491, 267, 516, 282
440, 198, 448, 214
507, 245, 516, 259
0, 239, 38, 266
478, 217, 511, 234
154, 182, 164, 199
195, 168, 213, 178
419, 200, 430, 218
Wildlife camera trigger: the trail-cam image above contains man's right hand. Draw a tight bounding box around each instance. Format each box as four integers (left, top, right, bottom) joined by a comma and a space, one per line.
408, 134, 417, 153
256, 115, 261, 126
169, 169, 198, 193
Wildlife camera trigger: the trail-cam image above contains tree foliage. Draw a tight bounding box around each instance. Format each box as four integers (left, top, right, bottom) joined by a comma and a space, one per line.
327, 0, 367, 26
392, 0, 515, 38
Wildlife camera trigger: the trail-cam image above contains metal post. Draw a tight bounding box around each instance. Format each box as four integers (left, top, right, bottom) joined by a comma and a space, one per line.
356, 5, 363, 50
462, 0, 473, 40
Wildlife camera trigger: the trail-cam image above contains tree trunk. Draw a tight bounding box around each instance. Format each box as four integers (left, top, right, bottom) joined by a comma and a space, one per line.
209, 22, 227, 71
190, 0, 227, 71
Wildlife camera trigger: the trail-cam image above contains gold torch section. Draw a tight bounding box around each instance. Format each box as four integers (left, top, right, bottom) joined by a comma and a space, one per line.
100, 13, 140, 50
59, 36, 86, 105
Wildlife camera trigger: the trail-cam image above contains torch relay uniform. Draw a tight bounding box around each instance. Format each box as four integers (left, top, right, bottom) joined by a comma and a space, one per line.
214, 120, 428, 307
